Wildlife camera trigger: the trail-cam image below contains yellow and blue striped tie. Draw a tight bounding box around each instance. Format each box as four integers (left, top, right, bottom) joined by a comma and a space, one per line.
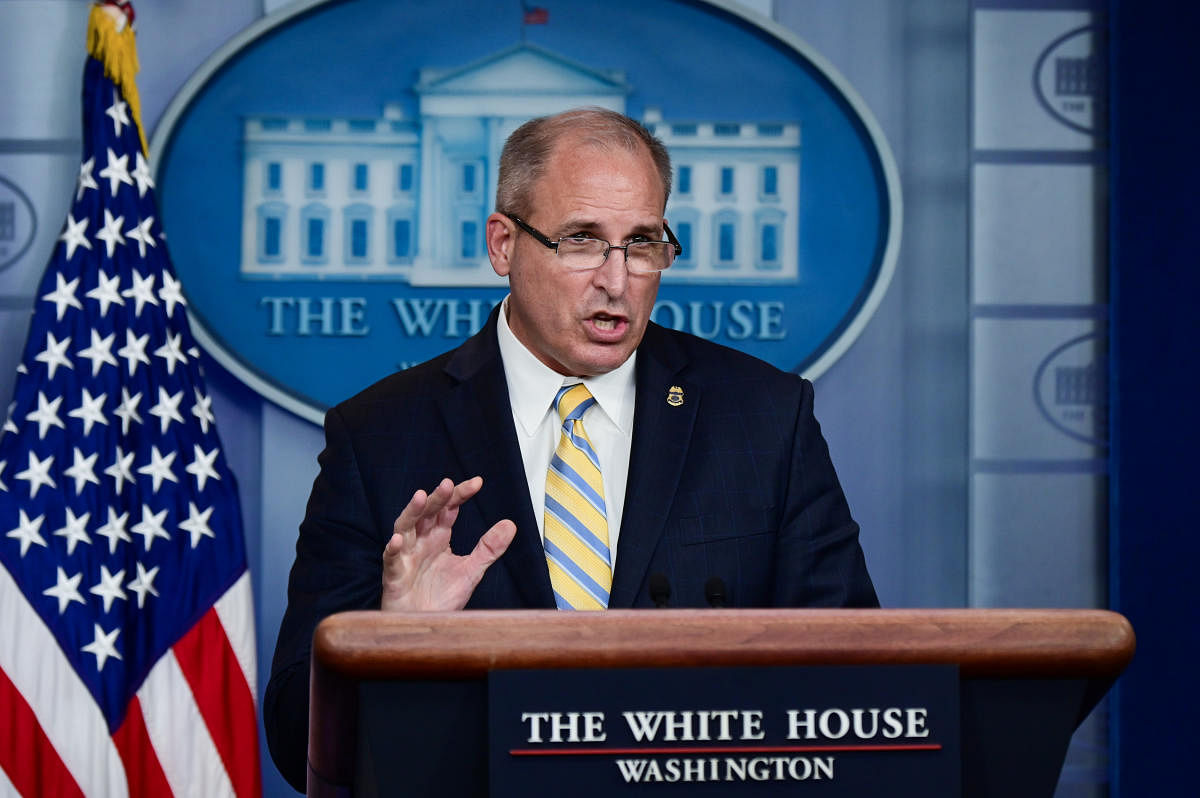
544, 384, 612, 610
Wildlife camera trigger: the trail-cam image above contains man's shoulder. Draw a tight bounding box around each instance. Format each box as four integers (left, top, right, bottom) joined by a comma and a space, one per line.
329, 312, 500, 426
327, 349, 458, 428
645, 323, 808, 391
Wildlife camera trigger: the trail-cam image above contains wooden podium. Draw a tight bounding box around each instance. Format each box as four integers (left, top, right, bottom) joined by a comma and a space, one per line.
308, 609, 1134, 797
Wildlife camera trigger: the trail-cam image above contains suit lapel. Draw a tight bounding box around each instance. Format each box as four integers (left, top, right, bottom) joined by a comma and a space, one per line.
440, 310, 555, 608
610, 324, 696, 607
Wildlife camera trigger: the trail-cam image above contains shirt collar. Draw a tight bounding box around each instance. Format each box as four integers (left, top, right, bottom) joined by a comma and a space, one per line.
496, 295, 637, 435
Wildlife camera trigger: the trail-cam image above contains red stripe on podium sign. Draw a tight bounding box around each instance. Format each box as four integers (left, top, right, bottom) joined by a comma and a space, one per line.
510, 743, 944, 756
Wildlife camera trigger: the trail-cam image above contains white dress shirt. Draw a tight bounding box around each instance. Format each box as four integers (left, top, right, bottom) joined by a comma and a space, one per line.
496, 297, 636, 567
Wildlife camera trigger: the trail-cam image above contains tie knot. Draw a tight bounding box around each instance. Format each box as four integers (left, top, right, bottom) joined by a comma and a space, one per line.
555, 383, 595, 424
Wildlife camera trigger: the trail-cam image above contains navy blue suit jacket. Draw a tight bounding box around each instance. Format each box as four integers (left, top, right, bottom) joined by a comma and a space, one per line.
264, 309, 876, 790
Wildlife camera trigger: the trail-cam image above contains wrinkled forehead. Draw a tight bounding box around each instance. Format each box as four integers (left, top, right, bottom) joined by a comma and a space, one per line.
539, 135, 667, 211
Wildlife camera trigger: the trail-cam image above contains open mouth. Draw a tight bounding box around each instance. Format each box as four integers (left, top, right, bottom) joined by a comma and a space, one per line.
588, 312, 627, 338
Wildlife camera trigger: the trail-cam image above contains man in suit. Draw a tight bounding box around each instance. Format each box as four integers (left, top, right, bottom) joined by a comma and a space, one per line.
264, 108, 877, 791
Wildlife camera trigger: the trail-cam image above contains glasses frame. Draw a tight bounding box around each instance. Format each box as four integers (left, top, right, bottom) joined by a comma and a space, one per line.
503, 213, 682, 273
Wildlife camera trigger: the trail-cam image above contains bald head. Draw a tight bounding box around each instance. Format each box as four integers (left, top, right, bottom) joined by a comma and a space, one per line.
495, 107, 673, 219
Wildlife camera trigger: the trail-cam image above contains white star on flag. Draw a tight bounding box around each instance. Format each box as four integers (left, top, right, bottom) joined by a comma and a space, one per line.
121, 269, 158, 315
25, 393, 65, 440
105, 91, 130, 136
126, 217, 158, 259
86, 270, 124, 316
154, 332, 189, 375
35, 331, 74, 379
98, 147, 132, 196
126, 561, 160, 608
14, 451, 56, 498
90, 564, 127, 612
192, 388, 215, 434
104, 446, 136, 496
96, 208, 126, 257
131, 504, 170, 551
57, 214, 92, 261
52, 507, 92, 556
68, 387, 109, 434
186, 444, 222, 491
78, 329, 119, 376
158, 271, 187, 317
41, 271, 84, 319
76, 156, 99, 201
81, 624, 122, 672
113, 387, 143, 434
5, 509, 47, 557
117, 328, 150, 375
96, 507, 132, 554
131, 151, 155, 197
137, 445, 178, 493
43, 567, 86, 614
63, 447, 101, 494
179, 502, 215, 549
149, 387, 185, 434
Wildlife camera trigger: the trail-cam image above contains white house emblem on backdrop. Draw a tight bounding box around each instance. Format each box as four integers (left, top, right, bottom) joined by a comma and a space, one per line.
151, 0, 900, 424
1034, 332, 1108, 447
0, 174, 37, 273
1034, 25, 1106, 136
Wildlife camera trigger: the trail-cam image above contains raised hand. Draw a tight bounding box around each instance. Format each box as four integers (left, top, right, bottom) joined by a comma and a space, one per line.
381, 476, 517, 611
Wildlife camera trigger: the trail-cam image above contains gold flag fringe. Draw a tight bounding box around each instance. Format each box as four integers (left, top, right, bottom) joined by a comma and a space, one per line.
86, 3, 147, 156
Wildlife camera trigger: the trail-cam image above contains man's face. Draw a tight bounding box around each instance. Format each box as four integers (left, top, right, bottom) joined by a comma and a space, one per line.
487, 138, 665, 376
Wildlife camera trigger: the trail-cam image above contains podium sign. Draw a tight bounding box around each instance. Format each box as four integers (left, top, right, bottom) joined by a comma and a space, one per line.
311, 609, 1134, 798
489, 665, 960, 797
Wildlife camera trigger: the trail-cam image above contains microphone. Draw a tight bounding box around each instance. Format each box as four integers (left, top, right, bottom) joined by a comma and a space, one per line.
649, 573, 671, 608
704, 576, 728, 608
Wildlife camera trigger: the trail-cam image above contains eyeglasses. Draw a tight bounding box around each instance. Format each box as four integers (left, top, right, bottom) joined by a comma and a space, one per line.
504, 213, 682, 273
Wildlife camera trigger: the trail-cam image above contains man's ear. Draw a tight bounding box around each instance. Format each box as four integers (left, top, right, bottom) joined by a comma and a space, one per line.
486, 213, 516, 277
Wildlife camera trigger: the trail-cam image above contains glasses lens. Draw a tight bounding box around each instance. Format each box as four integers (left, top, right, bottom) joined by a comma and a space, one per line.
556, 237, 608, 270
627, 242, 675, 272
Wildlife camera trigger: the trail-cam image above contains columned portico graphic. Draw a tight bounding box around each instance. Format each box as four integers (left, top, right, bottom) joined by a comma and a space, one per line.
239, 44, 801, 286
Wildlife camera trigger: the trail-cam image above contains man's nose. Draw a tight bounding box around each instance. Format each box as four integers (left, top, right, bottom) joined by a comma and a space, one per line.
591, 246, 629, 295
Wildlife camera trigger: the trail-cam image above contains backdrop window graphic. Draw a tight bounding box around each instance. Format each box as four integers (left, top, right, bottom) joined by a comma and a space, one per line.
0, 5, 260, 796
153, 0, 900, 423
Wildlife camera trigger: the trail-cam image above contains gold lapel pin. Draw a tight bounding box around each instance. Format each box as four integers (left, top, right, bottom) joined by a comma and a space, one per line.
666, 385, 684, 407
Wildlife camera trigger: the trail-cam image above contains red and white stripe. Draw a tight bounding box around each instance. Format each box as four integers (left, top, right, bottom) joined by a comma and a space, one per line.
0, 567, 260, 797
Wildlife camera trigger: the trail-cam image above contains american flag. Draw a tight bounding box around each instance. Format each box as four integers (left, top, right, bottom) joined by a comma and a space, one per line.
0, 5, 260, 796
522, 3, 550, 25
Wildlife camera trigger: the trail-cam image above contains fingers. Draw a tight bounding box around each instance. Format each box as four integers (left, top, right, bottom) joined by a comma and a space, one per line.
430, 476, 484, 517
474, 520, 517, 566
380, 477, 514, 612
459, 520, 517, 593
391, 476, 484, 539
391, 486, 432, 538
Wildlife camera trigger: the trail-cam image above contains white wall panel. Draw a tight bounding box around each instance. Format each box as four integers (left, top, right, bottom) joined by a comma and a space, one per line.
973, 318, 1105, 461
973, 163, 1106, 305
970, 472, 1105, 607
974, 9, 1100, 151
0, 1, 89, 140
0, 153, 80, 295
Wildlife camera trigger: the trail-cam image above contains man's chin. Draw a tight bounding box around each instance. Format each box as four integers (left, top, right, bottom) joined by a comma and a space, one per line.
569, 344, 635, 377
